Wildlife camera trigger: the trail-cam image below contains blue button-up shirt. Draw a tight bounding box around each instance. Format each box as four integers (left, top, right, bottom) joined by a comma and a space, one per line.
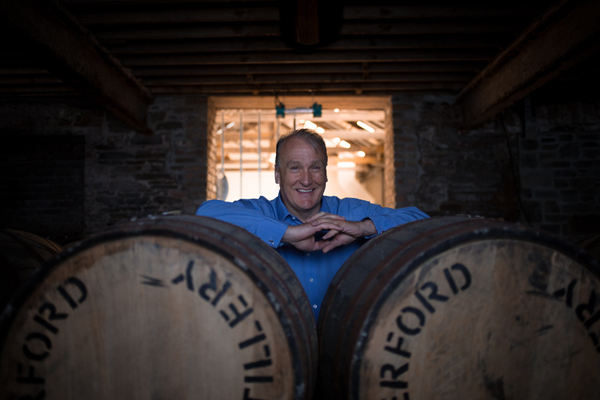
196, 194, 429, 320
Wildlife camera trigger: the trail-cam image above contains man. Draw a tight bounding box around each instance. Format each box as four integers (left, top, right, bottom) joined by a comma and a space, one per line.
196, 129, 428, 320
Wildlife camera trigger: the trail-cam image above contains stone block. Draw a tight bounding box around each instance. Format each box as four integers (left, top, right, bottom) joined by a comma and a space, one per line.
582, 149, 599, 158
559, 143, 580, 159
155, 121, 184, 131
131, 133, 163, 145
543, 201, 561, 214
562, 203, 591, 214
109, 179, 146, 191
98, 151, 132, 161
539, 224, 562, 235
540, 161, 571, 169
521, 201, 543, 223
521, 139, 539, 151
534, 190, 558, 199
559, 189, 579, 202
521, 171, 554, 188
554, 170, 578, 178
520, 154, 537, 169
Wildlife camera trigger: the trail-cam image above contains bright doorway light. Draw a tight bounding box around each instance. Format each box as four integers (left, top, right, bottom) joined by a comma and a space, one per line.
357, 121, 375, 133
304, 120, 317, 130
337, 162, 356, 168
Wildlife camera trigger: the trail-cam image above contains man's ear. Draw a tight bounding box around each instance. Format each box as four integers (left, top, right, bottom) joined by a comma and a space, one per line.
274, 166, 280, 184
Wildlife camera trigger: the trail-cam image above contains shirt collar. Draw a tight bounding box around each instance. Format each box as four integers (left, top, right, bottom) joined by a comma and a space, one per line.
274, 192, 332, 222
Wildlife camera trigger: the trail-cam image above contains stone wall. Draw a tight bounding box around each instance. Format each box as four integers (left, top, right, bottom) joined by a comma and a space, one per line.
520, 98, 600, 240
391, 94, 520, 222
85, 95, 210, 233
0, 135, 85, 242
391, 92, 599, 242
1, 93, 597, 245
0, 97, 101, 243
0, 95, 210, 242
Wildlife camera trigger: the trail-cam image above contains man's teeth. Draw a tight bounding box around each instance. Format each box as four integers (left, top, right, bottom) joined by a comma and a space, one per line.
297, 189, 313, 193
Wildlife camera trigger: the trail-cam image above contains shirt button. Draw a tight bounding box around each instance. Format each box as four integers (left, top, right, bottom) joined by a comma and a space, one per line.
306, 253, 310, 257
313, 304, 317, 309
309, 278, 314, 282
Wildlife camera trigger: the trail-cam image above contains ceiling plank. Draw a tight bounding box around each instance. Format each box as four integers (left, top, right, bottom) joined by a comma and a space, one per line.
69, 5, 542, 25
0, 0, 154, 133
93, 24, 281, 41
457, 0, 600, 128
105, 35, 510, 54
118, 49, 496, 66
139, 72, 474, 85
91, 20, 528, 41
149, 81, 465, 94
74, 7, 279, 25
132, 61, 487, 76
342, 5, 545, 19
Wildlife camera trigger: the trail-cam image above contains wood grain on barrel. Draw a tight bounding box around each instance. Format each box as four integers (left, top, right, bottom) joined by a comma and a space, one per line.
319, 217, 600, 400
0, 216, 317, 400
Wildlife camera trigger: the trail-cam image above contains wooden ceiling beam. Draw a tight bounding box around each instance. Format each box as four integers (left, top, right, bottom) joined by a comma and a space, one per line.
131, 61, 486, 76
149, 81, 465, 94
106, 35, 510, 55
64, 0, 276, 5
92, 20, 527, 41
118, 49, 496, 66
0, 0, 153, 133
74, 7, 279, 25
93, 24, 280, 41
342, 5, 545, 20
457, 0, 600, 128
68, 5, 542, 25
139, 72, 473, 85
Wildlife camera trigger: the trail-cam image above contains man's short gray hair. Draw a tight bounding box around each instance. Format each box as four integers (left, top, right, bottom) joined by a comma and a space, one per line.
275, 128, 328, 167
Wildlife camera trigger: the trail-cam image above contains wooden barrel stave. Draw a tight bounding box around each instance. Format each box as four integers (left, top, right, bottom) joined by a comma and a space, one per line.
318, 217, 600, 400
1, 216, 317, 400
0, 229, 63, 313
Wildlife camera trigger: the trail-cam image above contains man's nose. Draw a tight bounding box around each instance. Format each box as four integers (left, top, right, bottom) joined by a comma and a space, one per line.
300, 170, 312, 185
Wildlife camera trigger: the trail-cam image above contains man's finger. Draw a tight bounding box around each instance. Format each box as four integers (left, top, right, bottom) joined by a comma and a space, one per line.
313, 240, 330, 251
307, 212, 345, 223
322, 229, 340, 240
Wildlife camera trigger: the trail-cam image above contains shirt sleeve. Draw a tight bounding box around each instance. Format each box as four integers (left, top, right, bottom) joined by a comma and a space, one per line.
366, 206, 430, 235
333, 198, 429, 237
195, 199, 289, 248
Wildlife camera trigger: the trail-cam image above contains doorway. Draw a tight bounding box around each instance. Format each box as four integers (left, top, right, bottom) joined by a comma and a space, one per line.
208, 96, 390, 206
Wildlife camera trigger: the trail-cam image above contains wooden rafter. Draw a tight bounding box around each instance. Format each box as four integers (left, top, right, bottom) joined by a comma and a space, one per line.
456, 0, 600, 128
0, 0, 154, 132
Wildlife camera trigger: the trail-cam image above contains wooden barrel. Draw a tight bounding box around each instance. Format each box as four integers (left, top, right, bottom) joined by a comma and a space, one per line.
0, 216, 317, 400
318, 217, 600, 400
0, 229, 63, 312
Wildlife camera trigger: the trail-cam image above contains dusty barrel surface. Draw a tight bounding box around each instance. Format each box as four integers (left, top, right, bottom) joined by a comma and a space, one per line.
318, 217, 600, 400
0, 229, 63, 311
0, 216, 317, 400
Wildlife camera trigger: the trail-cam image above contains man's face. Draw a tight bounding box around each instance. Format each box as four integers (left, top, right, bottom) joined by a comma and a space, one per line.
275, 137, 327, 221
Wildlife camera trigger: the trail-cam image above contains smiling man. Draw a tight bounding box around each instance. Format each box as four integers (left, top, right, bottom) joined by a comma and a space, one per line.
196, 129, 428, 320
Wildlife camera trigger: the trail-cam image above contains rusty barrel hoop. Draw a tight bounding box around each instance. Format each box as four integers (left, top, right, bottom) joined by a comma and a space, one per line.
1, 216, 317, 400
318, 216, 600, 400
